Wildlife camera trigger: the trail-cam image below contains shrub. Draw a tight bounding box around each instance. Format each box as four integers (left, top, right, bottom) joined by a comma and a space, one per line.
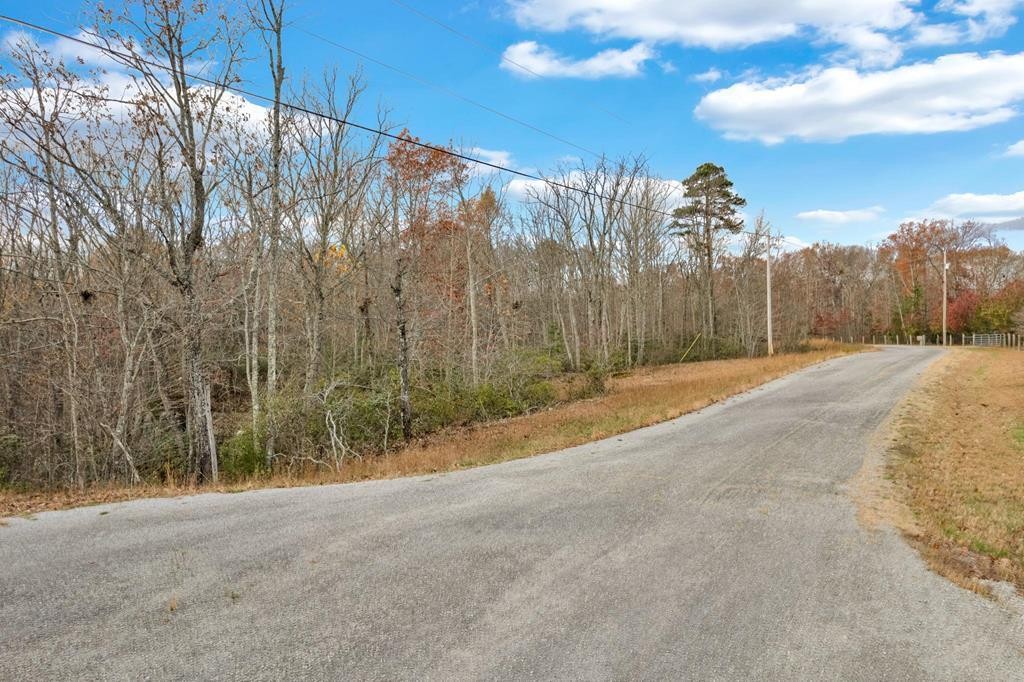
522, 379, 556, 408
559, 367, 607, 402
0, 433, 19, 486
414, 385, 466, 432
219, 426, 264, 479
471, 382, 524, 421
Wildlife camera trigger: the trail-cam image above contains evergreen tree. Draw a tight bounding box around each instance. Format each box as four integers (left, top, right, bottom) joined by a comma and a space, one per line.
672, 162, 747, 342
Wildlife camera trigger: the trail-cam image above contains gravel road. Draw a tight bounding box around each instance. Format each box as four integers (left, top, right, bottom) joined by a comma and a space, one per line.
2, 346, 1022, 680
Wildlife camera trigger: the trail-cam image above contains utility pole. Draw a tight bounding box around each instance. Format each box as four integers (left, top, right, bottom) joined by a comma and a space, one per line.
766, 232, 775, 356
942, 248, 948, 346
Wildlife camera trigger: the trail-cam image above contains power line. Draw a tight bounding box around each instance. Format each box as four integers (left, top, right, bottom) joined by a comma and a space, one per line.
387, 0, 630, 125
0, 13, 772, 239
293, 26, 601, 159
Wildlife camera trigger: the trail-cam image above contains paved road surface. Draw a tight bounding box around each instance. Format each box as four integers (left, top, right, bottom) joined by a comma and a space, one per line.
2, 347, 1022, 680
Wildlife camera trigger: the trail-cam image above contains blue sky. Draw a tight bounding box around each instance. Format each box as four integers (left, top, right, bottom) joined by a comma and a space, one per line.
9, 0, 1024, 247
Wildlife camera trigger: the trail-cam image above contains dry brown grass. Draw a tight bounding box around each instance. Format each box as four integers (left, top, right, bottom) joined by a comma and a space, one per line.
888, 348, 1024, 593
0, 342, 859, 519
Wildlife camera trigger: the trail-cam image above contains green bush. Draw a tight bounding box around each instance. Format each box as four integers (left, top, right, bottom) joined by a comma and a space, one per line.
343, 386, 401, 448
605, 349, 631, 372
518, 349, 564, 378
219, 426, 264, 479
219, 352, 572, 474
522, 379, 556, 407
415, 385, 466, 432
0, 434, 22, 487
412, 375, 558, 432
471, 382, 523, 421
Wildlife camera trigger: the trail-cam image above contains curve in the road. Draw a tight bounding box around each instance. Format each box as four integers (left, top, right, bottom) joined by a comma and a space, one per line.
2, 347, 1021, 680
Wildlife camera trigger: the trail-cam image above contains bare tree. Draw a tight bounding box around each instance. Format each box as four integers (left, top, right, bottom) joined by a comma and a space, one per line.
290, 69, 385, 394
2, 0, 1023, 492
250, 0, 287, 469
90, 0, 247, 481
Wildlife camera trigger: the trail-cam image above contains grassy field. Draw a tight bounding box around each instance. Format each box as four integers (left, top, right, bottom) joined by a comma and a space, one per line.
1, 342, 859, 518
888, 348, 1024, 593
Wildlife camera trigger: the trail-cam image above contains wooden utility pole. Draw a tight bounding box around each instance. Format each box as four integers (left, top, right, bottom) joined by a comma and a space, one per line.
942, 248, 948, 346
766, 233, 774, 356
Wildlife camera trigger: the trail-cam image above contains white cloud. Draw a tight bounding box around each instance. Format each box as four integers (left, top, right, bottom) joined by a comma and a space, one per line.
506, 0, 1024, 68
508, 0, 918, 66
910, 2, 1023, 45
1, 30, 32, 52
1, 30, 274, 153
929, 189, 1024, 218
826, 25, 903, 67
911, 23, 965, 45
505, 176, 539, 201
936, 0, 1023, 40
509, 0, 914, 47
470, 147, 515, 168
985, 216, 1024, 230
781, 235, 813, 250
52, 31, 123, 70
695, 51, 1024, 144
4, 29, 134, 72
1006, 139, 1024, 156
797, 206, 886, 223
720, 227, 807, 253
691, 68, 723, 84
505, 171, 685, 208
506, 171, 590, 200
500, 40, 654, 79
466, 147, 525, 178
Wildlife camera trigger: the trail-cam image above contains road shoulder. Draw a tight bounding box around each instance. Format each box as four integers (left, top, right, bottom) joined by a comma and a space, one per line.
854, 347, 1024, 609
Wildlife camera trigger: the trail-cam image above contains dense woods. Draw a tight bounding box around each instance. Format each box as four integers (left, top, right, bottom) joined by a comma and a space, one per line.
1, 0, 1022, 489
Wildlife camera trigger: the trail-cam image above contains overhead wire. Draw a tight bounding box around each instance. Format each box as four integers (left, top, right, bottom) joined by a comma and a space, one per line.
0, 13, 777, 240
386, 0, 630, 124
292, 25, 601, 159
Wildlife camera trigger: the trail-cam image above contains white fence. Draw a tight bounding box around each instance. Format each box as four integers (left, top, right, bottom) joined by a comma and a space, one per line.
970, 333, 1006, 347
853, 332, 1024, 348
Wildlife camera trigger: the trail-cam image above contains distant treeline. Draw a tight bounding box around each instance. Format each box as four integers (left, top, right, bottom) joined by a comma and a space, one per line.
1, 0, 1021, 489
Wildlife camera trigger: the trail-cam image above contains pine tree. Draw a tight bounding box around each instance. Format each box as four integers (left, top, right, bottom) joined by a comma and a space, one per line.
672, 162, 747, 344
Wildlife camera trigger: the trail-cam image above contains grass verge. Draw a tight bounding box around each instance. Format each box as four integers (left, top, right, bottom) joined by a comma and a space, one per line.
887, 348, 1024, 594
1, 341, 860, 518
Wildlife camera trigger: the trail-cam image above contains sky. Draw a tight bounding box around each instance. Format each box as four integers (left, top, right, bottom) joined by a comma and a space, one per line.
6, 0, 1024, 248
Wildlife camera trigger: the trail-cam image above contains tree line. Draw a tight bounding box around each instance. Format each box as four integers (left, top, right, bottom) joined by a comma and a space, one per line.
1, 0, 1021, 489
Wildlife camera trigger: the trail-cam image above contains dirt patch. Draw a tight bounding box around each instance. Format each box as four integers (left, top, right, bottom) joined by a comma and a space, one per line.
850, 405, 926, 536
870, 348, 1024, 595
1, 343, 860, 519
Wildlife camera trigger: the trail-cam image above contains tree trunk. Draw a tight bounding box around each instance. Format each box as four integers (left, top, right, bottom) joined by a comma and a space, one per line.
112, 324, 143, 484
303, 288, 325, 394
467, 235, 479, 386
705, 237, 716, 341
242, 251, 262, 452
183, 288, 217, 481
263, 0, 286, 470
392, 262, 413, 441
